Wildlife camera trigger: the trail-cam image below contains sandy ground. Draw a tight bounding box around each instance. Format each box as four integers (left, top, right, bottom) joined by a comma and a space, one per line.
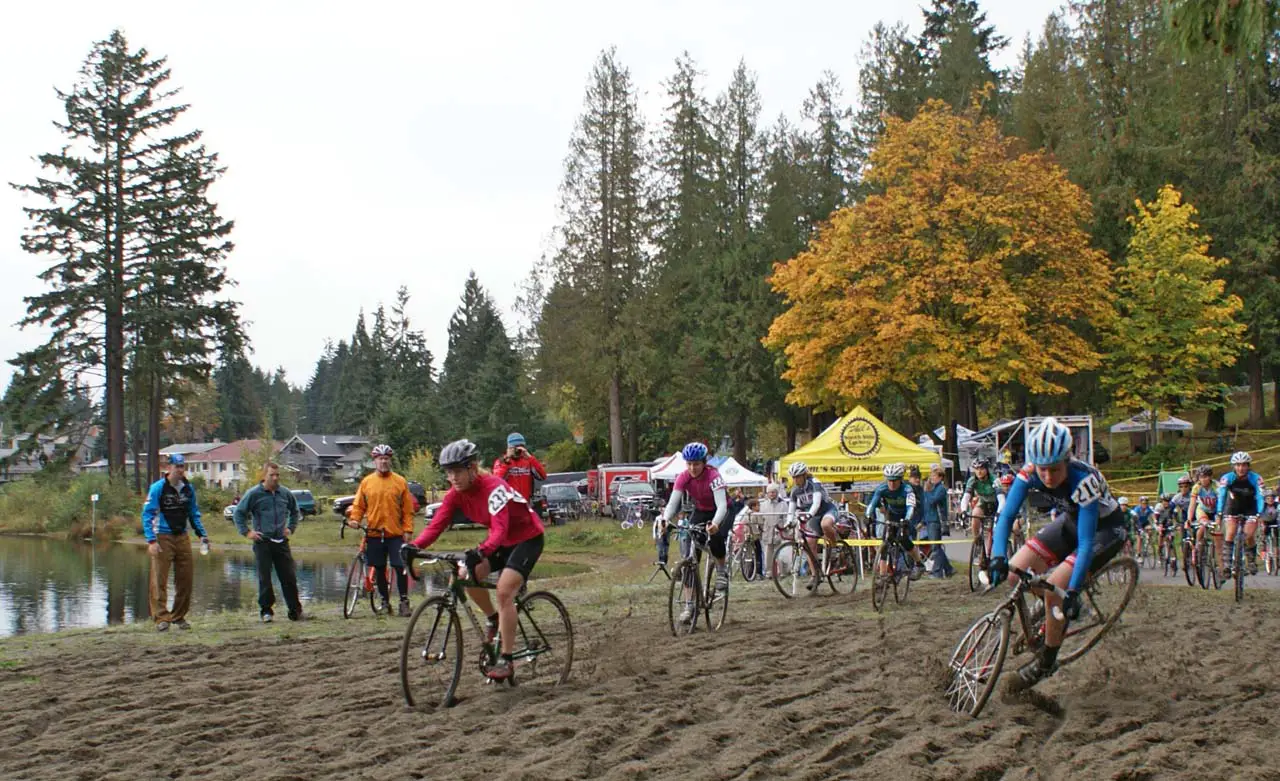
2, 567, 1279, 781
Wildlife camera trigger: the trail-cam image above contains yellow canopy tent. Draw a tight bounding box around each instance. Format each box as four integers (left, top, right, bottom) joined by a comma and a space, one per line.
779, 406, 944, 484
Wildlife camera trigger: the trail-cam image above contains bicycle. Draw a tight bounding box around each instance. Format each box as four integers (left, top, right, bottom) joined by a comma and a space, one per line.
729, 521, 760, 582
1157, 524, 1178, 578
668, 518, 730, 636
946, 557, 1139, 717
1263, 523, 1280, 576
399, 550, 573, 708
966, 512, 992, 594
1223, 514, 1260, 603
770, 514, 859, 599
339, 521, 393, 618
1180, 524, 1197, 587
1192, 519, 1221, 590
871, 518, 915, 612
619, 502, 648, 531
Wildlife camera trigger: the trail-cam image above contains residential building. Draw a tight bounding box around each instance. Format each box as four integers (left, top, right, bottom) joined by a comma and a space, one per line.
277, 434, 371, 483
184, 439, 282, 489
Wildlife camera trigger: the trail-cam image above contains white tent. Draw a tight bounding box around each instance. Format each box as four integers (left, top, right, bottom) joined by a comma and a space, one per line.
715, 457, 769, 487
650, 452, 687, 481
1109, 412, 1194, 433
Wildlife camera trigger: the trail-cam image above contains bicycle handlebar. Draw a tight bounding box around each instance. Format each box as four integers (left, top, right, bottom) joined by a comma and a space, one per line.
980, 564, 1069, 602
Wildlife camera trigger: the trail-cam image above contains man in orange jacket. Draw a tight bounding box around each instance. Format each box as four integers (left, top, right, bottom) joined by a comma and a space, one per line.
493, 432, 546, 501
347, 443, 416, 616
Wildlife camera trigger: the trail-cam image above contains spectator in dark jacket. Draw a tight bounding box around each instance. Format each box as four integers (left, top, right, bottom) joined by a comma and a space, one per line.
234, 461, 304, 622
923, 464, 955, 578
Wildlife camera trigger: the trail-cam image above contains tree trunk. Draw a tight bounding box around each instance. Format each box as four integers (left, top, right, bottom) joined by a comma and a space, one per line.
1247, 348, 1265, 427
626, 397, 639, 462
966, 381, 979, 430
107, 114, 128, 480
1150, 406, 1159, 448
733, 409, 748, 462
784, 415, 797, 454
808, 407, 820, 440
1272, 364, 1279, 426
1014, 385, 1028, 419
148, 372, 163, 484
945, 381, 960, 484
608, 369, 625, 462
1206, 393, 1226, 432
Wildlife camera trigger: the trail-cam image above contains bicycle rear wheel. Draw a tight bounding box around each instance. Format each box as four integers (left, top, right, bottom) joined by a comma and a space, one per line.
669, 561, 700, 637
825, 543, 858, 595
736, 541, 758, 582
343, 555, 364, 619
946, 609, 1010, 718
703, 556, 728, 632
771, 542, 806, 599
400, 596, 463, 708
514, 591, 574, 686
1058, 556, 1138, 666
871, 547, 892, 612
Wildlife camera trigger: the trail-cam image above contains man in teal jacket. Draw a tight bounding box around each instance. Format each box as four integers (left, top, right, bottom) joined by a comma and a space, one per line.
234, 461, 304, 622
141, 453, 209, 631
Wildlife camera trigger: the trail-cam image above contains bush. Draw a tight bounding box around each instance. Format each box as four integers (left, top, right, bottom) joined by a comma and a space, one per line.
1139, 443, 1181, 472
0, 473, 138, 536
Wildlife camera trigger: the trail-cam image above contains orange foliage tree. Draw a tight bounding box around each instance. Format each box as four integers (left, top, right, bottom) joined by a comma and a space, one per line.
765, 99, 1114, 420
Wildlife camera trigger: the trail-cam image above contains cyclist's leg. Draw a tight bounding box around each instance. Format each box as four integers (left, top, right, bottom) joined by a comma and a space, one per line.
365, 538, 392, 605
495, 536, 542, 657
803, 514, 824, 581
820, 514, 838, 546
708, 525, 731, 591
1223, 516, 1239, 575
970, 506, 983, 541
1245, 517, 1260, 573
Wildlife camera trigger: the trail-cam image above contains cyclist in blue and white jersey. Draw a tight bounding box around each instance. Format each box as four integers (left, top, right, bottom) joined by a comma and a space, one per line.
988, 417, 1128, 690
786, 461, 840, 592
1217, 451, 1267, 577
865, 463, 926, 581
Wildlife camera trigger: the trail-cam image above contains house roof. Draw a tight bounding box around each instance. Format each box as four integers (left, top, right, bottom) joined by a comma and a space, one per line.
160, 442, 223, 456
185, 439, 283, 463
287, 434, 371, 458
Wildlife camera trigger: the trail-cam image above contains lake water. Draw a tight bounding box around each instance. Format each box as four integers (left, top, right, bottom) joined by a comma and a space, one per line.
0, 535, 358, 637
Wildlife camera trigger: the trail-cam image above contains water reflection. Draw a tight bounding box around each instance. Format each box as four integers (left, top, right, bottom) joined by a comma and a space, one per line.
0, 536, 355, 637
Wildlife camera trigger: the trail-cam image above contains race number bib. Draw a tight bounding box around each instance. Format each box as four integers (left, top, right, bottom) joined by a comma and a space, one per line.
709, 475, 725, 492
487, 485, 525, 515
1071, 473, 1103, 505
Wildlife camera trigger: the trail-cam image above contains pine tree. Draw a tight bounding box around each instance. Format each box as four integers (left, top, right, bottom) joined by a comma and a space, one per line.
919, 0, 1009, 113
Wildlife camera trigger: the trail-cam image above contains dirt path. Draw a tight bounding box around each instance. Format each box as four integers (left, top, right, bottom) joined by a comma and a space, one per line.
2, 574, 1278, 780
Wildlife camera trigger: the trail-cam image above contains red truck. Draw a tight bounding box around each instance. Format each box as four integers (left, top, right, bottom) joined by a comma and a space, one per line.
589, 463, 652, 515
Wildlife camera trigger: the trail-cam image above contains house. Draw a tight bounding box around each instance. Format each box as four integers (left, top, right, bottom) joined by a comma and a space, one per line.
277, 434, 371, 483
0, 423, 99, 483
184, 439, 283, 489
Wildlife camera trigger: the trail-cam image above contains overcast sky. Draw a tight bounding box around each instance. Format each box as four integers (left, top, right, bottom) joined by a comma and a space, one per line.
0, 0, 1061, 393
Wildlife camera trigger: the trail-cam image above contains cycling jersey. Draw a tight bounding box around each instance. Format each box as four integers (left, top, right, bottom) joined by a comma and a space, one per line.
349, 471, 415, 537
663, 467, 728, 527
1167, 491, 1192, 524
412, 473, 544, 556
492, 453, 548, 501
993, 459, 1124, 591
1217, 471, 1266, 518
786, 478, 838, 523
1190, 484, 1218, 521
1132, 506, 1154, 530
962, 474, 999, 513
866, 481, 917, 524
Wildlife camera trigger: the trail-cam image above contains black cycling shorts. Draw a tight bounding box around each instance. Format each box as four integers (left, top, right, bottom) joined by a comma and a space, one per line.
882, 518, 914, 552
365, 536, 405, 569
688, 508, 731, 559
804, 506, 838, 537
486, 534, 544, 581
1026, 511, 1127, 571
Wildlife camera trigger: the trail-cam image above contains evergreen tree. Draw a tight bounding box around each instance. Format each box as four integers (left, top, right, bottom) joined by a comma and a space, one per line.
919, 0, 1009, 113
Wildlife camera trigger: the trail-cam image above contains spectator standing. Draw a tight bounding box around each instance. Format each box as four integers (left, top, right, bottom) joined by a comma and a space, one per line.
142, 454, 209, 631
758, 484, 789, 577
493, 433, 547, 501
347, 444, 416, 616
922, 465, 955, 578
234, 462, 304, 623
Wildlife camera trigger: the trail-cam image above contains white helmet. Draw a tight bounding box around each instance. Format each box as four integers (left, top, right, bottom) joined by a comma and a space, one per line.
788, 462, 809, 478
1230, 451, 1252, 465
1027, 416, 1072, 466
883, 463, 905, 479
1118, 496, 1129, 506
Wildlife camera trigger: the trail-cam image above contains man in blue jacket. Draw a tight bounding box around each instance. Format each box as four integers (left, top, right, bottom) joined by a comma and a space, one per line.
234, 461, 304, 622
142, 453, 209, 631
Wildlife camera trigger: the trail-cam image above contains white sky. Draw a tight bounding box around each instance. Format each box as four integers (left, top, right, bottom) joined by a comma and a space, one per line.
0, 0, 1060, 393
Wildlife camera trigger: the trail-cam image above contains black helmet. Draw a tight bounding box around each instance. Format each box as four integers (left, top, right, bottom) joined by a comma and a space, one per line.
972, 458, 990, 470
1195, 464, 1214, 479
439, 439, 479, 469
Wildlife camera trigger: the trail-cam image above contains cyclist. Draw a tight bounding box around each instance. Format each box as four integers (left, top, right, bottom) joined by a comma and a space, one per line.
961, 459, 999, 544
659, 442, 730, 623
1189, 465, 1219, 569
1133, 496, 1156, 557
988, 417, 1128, 690
866, 463, 925, 580
346, 443, 416, 616
403, 439, 545, 682
782, 461, 841, 593
1217, 451, 1267, 577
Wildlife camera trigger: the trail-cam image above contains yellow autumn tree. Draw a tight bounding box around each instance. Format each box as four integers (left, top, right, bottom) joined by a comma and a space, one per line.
765, 99, 1114, 414
1103, 185, 1245, 443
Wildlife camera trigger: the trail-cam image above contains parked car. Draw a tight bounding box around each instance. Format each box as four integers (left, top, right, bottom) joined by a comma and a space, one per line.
610, 480, 657, 519
223, 504, 237, 522
332, 494, 355, 520
292, 489, 317, 516
537, 483, 582, 525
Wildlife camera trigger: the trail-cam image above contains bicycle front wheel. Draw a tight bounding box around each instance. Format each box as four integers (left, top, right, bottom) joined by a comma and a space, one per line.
1058, 556, 1138, 666
703, 556, 728, 632
826, 543, 858, 595
737, 543, 758, 582
871, 547, 892, 613
400, 596, 463, 708
967, 541, 984, 593
894, 551, 911, 604
669, 560, 700, 637
946, 609, 1010, 717
514, 591, 574, 686
771, 542, 805, 599
1182, 539, 1195, 587
343, 555, 364, 619
1234, 535, 1245, 603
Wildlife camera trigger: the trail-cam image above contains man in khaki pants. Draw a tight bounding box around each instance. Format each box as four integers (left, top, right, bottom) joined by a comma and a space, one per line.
141, 453, 210, 631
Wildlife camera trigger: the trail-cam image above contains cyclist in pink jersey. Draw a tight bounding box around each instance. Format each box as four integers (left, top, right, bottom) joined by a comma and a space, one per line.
659, 442, 729, 624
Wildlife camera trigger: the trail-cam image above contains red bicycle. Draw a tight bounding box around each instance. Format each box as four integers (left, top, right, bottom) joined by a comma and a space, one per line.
340, 521, 394, 618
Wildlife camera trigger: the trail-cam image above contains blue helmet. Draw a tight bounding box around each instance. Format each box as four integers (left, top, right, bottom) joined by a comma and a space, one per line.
1026, 417, 1072, 466
681, 442, 708, 463
168, 453, 186, 466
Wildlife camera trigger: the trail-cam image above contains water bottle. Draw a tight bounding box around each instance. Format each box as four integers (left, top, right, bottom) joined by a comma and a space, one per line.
200, 538, 211, 556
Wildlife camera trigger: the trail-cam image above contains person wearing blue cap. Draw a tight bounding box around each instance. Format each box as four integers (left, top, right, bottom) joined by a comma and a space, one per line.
493, 432, 546, 501
141, 453, 209, 631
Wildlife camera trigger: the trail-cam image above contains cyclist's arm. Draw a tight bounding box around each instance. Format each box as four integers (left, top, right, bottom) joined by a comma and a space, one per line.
960, 478, 973, 510
905, 487, 918, 518
1253, 473, 1266, 516
1216, 481, 1229, 519
865, 486, 885, 519
1068, 501, 1100, 591
710, 486, 728, 528
400, 481, 415, 536
990, 473, 1030, 560
411, 490, 458, 549
347, 481, 367, 522
806, 485, 825, 517
661, 489, 685, 523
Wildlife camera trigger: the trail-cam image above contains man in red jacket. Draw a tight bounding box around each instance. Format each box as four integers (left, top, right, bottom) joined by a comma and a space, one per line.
493, 432, 546, 501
